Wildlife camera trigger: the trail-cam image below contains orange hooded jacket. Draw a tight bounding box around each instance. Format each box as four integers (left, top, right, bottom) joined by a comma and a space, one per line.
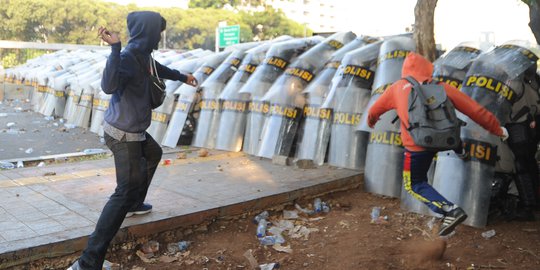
367, 52, 503, 152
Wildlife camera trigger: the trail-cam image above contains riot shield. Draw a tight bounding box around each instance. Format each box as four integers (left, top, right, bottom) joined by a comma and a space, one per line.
433, 41, 539, 227
359, 36, 415, 197
192, 44, 259, 149
215, 37, 293, 152
161, 51, 230, 148
38, 69, 70, 116
241, 36, 324, 155
90, 88, 110, 136
432, 42, 482, 89
71, 73, 101, 128
146, 52, 213, 143
295, 37, 379, 166
323, 41, 382, 170
257, 32, 357, 159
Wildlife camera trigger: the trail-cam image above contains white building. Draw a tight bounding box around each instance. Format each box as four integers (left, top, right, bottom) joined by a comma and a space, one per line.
265, 0, 338, 33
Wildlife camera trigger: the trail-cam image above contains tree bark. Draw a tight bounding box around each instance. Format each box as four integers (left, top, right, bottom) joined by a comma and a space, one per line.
414, 0, 438, 62
528, 0, 540, 44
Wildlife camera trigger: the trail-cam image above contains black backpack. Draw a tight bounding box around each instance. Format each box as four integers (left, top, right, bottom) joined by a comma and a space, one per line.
405, 76, 462, 151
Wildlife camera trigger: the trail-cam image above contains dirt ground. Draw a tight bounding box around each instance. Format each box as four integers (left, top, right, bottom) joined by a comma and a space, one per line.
44, 184, 539, 270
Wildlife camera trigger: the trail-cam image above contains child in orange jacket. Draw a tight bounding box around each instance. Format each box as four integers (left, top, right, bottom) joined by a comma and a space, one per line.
367, 52, 508, 236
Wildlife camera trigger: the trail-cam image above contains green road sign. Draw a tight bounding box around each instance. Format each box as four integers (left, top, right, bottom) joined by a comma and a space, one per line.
218, 25, 240, 48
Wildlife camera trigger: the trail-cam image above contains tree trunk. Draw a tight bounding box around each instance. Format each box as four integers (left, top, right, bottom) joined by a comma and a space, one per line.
528, 0, 540, 44
414, 0, 438, 62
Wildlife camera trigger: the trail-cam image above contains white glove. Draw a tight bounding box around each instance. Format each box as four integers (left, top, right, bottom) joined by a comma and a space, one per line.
500, 127, 509, 141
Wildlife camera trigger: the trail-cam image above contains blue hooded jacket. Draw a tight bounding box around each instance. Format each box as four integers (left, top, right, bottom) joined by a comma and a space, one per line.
102, 11, 188, 133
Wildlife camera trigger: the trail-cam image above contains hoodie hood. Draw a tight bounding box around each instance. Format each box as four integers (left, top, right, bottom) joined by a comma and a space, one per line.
126, 11, 163, 54
401, 52, 433, 82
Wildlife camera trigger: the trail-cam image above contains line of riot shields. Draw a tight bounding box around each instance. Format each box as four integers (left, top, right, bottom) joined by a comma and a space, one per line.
3, 33, 539, 228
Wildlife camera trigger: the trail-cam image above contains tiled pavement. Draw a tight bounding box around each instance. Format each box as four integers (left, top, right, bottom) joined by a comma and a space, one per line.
0, 149, 362, 268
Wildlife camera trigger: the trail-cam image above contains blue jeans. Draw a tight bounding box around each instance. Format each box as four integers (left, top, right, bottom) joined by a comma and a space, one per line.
78, 132, 162, 269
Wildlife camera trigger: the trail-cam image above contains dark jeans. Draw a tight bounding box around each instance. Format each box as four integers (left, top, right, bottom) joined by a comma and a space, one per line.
78, 132, 162, 269
403, 150, 453, 215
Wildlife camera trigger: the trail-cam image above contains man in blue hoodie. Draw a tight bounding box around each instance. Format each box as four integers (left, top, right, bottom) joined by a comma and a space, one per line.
68, 11, 197, 270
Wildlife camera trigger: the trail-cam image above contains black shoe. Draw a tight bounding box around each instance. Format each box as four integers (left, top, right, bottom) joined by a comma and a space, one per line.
439, 207, 468, 236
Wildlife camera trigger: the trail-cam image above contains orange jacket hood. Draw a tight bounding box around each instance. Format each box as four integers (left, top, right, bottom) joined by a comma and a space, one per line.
402, 52, 433, 82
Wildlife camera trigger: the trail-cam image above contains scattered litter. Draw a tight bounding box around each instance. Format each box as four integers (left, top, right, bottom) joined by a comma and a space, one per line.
253, 210, 269, 224
140, 240, 159, 254
177, 152, 187, 159
242, 249, 258, 269
43, 172, 56, 176
289, 225, 318, 240
135, 250, 155, 263
259, 235, 285, 245
370, 206, 388, 224
44, 116, 54, 121
64, 123, 76, 129
259, 262, 279, 270
198, 148, 209, 157
0, 161, 15, 170
274, 219, 294, 232
295, 203, 314, 215
167, 241, 190, 253
256, 219, 268, 238
37, 162, 45, 167
481, 229, 496, 239
158, 255, 177, 263
272, 243, 292, 254
53, 122, 59, 127
16, 160, 24, 168
267, 226, 285, 239
25, 148, 33, 154
6, 122, 15, 128
282, 210, 299, 219
339, 220, 350, 229
162, 159, 172, 165
314, 198, 322, 213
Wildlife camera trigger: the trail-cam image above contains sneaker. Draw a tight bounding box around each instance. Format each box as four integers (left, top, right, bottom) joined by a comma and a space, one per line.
126, 203, 153, 218
67, 260, 81, 270
439, 207, 468, 236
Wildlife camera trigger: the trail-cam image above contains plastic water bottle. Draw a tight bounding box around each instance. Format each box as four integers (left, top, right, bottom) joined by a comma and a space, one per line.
256, 219, 268, 238
177, 240, 190, 251
371, 207, 381, 222
0, 161, 15, 170
259, 235, 277, 245
253, 211, 269, 224
314, 198, 322, 213
322, 202, 330, 213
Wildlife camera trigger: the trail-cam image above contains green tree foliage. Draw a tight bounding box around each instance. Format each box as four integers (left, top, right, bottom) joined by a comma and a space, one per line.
0, 0, 305, 50
189, 0, 240, 9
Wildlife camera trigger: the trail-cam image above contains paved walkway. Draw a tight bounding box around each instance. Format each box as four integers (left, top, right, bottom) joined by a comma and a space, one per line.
0, 148, 361, 268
